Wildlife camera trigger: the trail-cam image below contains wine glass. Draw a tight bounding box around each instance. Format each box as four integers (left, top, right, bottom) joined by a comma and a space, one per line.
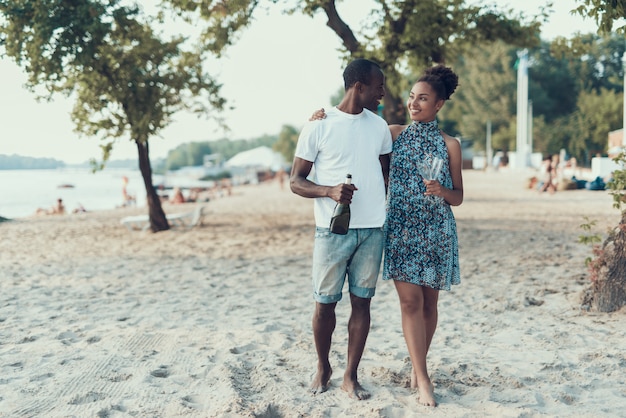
417, 156, 444, 205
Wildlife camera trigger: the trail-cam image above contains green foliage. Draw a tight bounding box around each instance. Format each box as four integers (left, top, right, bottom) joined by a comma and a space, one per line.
569, 88, 624, 162
0, 0, 256, 231
199, 170, 232, 181
574, 0, 626, 34
538, 33, 626, 164
165, 142, 214, 170
164, 135, 277, 171
69, 18, 227, 151
607, 152, 626, 212
530, 115, 571, 157
550, 34, 626, 95
578, 216, 603, 268
272, 125, 299, 164
446, 32, 625, 162
528, 42, 579, 122
165, 0, 258, 55
446, 41, 517, 150
281, 0, 541, 124
579, 217, 603, 245
0, 1, 236, 163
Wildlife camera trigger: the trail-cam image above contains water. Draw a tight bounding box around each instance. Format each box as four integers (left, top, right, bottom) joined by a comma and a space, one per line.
0, 168, 159, 219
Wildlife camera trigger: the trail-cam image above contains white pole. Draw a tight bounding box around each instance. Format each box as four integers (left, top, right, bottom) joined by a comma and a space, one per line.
486, 119, 492, 169
527, 100, 533, 166
622, 52, 626, 146
516, 49, 529, 168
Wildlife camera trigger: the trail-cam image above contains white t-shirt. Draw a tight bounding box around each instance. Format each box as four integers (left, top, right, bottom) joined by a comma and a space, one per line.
295, 106, 393, 228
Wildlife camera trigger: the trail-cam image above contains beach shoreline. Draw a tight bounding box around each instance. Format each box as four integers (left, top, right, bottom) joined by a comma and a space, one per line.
1, 169, 625, 417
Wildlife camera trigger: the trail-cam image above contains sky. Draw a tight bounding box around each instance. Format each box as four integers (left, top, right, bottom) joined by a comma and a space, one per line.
0, 0, 600, 164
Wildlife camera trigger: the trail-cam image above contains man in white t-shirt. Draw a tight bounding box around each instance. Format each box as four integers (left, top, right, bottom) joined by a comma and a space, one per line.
290, 58, 392, 400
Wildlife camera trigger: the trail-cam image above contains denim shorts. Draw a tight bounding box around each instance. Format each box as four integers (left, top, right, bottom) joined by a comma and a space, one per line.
311, 226, 384, 303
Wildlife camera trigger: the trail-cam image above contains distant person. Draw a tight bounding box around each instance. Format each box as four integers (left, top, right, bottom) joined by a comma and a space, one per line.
538, 155, 556, 194
169, 187, 185, 204
290, 58, 392, 400
36, 198, 65, 215
72, 203, 87, 214
220, 179, 232, 196
187, 188, 199, 203
52, 198, 66, 214
551, 154, 561, 189
121, 176, 136, 207
276, 167, 287, 191
492, 151, 503, 171
500, 151, 509, 168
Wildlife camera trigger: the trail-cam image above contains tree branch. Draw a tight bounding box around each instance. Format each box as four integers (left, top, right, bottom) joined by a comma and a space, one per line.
320, 0, 360, 53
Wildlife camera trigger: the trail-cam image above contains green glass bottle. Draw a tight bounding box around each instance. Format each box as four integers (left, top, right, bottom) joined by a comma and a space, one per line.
329, 174, 352, 235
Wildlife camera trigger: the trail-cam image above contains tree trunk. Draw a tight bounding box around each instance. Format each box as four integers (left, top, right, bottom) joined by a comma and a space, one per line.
136, 139, 169, 232
382, 87, 408, 125
321, 0, 360, 54
320, 1, 409, 125
589, 214, 626, 312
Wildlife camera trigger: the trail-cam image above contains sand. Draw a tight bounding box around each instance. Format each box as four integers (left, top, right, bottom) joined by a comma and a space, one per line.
1, 169, 625, 417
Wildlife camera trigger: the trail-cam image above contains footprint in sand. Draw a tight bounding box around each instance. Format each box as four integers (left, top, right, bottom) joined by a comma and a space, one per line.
181, 395, 202, 409
150, 365, 170, 378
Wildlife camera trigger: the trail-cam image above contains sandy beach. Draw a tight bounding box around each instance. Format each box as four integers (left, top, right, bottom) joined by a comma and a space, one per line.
1, 169, 625, 417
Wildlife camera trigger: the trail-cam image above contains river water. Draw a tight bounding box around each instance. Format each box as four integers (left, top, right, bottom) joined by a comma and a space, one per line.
0, 168, 156, 219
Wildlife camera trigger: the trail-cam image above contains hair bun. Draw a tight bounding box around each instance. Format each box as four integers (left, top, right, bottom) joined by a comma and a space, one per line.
422, 65, 459, 100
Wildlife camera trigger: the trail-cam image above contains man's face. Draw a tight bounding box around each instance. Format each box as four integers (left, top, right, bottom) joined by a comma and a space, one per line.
360, 69, 386, 112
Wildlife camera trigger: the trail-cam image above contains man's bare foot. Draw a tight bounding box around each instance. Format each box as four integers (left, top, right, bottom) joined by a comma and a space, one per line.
310, 368, 332, 395
341, 378, 371, 400
417, 381, 436, 407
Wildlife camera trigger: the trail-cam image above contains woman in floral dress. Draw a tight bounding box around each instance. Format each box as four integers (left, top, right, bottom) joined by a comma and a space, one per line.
384, 65, 464, 407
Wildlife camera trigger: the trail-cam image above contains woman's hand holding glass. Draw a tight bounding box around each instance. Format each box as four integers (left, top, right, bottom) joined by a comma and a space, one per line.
417, 156, 444, 205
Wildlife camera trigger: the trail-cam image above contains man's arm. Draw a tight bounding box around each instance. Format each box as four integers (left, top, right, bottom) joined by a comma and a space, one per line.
290, 157, 356, 203
379, 153, 390, 193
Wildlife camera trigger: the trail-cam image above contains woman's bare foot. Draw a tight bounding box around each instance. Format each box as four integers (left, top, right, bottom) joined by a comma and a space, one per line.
310, 367, 332, 395
416, 379, 436, 407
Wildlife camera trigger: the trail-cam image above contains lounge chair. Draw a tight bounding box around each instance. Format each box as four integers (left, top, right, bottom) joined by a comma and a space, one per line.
121, 205, 208, 231
166, 205, 208, 229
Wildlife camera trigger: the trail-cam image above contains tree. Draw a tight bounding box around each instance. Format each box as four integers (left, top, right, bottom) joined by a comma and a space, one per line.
162, 135, 278, 171
574, 0, 626, 312
446, 34, 625, 163
552, 33, 626, 94
278, 0, 542, 124
0, 0, 254, 232
529, 41, 580, 123
447, 41, 518, 152
272, 124, 299, 164
570, 88, 624, 161
523, 33, 626, 164
165, 142, 214, 171
574, 0, 626, 34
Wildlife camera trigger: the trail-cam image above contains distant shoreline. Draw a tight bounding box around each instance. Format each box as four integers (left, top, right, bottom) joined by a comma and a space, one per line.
0, 153, 141, 170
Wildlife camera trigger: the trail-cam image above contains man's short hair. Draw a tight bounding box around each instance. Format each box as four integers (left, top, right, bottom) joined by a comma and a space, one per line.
343, 59, 381, 91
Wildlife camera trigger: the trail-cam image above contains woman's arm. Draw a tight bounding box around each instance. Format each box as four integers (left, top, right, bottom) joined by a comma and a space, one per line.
424, 132, 464, 206
441, 133, 464, 206
389, 124, 406, 141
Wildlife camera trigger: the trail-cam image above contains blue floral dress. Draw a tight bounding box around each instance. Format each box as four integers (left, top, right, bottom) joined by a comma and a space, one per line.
383, 120, 460, 290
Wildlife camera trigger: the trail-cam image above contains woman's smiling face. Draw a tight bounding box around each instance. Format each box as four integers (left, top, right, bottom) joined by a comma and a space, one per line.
406, 81, 444, 123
